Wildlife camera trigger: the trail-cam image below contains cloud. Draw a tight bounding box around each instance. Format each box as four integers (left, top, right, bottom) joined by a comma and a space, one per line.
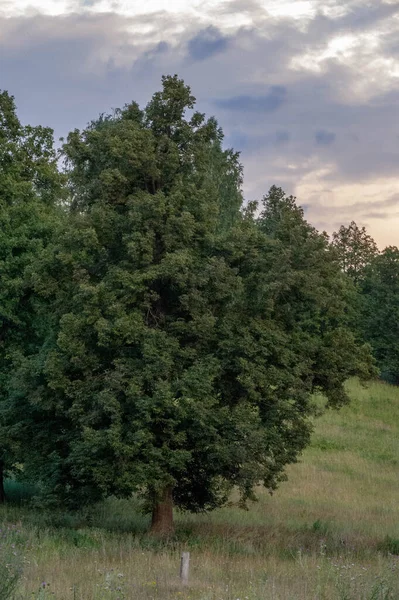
275, 130, 290, 144
214, 86, 287, 112
0, 0, 398, 246
308, 192, 399, 219
315, 130, 336, 145
362, 211, 399, 220
0, 12, 185, 132
187, 26, 228, 61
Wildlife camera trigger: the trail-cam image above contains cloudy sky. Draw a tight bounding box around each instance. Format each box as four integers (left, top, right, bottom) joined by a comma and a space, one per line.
1, 0, 398, 246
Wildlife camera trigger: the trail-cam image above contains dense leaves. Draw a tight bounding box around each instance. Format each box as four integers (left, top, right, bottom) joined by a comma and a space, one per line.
332, 221, 378, 284
359, 247, 399, 383
259, 189, 375, 408
332, 221, 399, 383
0, 91, 63, 498
0, 78, 376, 528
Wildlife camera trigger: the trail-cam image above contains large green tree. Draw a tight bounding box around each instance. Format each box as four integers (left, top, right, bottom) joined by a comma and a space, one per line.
10, 77, 374, 531
0, 91, 63, 502
259, 187, 375, 406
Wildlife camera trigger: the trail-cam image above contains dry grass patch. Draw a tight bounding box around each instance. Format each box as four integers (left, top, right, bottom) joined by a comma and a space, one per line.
2, 378, 399, 599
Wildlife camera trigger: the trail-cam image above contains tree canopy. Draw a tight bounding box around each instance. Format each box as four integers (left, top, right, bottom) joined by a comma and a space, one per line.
0, 77, 376, 533
332, 221, 399, 383
0, 91, 63, 502
332, 221, 378, 284
359, 246, 399, 384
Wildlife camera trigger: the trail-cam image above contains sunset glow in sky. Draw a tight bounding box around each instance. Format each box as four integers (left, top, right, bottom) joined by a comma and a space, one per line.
1, 0, 398, 246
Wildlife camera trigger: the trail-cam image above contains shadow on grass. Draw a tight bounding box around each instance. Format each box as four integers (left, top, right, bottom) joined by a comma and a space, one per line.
0, 483, 393, 561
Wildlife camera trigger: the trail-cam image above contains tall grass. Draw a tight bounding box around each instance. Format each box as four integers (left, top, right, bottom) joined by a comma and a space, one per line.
0, 378, 398, 599
0, 525, 24, 599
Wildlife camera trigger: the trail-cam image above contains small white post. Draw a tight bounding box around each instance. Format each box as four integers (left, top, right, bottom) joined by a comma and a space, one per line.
180, 551, 190, 585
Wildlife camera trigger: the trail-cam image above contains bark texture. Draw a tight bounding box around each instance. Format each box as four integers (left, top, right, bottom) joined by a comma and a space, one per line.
150, 486, 174, 535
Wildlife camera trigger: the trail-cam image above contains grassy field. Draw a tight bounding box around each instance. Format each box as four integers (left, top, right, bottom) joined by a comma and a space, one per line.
2, 378, 399, 599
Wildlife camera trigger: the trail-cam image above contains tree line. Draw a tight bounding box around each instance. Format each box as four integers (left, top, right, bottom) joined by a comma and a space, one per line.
332, 222, 399, 385
0, 75, 393, 534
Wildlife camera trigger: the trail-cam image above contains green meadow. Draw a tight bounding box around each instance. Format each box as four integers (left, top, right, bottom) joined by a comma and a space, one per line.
1, 378, 399, 600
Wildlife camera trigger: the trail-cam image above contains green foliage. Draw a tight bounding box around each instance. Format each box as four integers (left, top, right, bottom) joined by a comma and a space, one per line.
378, 535, 399, 556
332, 221, 399, 384
359, 246, 399, 383
3, 478, 37, 505
0, 90, 64, 494
258, 187, 375, 408
2, 78, 374, 522
332, 221, 378, 284
0, 378, 398, 599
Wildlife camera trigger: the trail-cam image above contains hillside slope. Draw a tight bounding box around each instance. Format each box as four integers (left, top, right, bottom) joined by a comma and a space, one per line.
1, 378, 399, 599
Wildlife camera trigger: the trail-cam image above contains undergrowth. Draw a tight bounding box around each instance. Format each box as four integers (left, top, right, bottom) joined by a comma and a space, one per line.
0, 378, 398, 599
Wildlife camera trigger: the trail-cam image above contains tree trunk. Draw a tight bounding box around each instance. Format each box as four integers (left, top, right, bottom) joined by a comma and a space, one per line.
150, 486, 174, 536
0, 460, 5, 504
